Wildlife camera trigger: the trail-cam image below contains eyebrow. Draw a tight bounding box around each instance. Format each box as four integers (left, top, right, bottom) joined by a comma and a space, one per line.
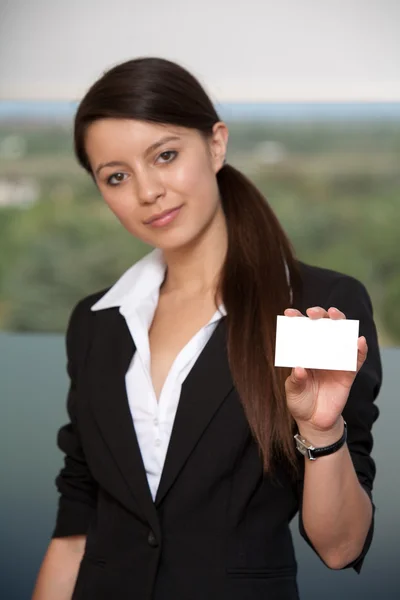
95, 135, 181, 176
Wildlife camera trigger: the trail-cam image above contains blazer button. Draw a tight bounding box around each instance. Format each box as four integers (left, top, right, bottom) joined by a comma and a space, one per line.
148, 530, 159, 548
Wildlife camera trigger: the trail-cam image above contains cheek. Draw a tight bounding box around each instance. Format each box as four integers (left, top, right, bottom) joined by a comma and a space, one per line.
170, 154, 218, 201
100, 184, 133, 211
101, 190, 141, 230
100, 189, 160, 245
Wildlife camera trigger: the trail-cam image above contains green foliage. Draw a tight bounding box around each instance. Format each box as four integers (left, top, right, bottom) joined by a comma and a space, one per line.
0, 120, 399, 344
3, 202, 148, 332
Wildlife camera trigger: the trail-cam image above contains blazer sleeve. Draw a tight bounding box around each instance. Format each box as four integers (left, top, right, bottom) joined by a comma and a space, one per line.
52, 298, 98, 538
296, 275, 382, 573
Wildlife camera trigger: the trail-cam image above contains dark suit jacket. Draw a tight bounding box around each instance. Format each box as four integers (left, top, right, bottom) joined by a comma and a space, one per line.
52, 262, 381, 600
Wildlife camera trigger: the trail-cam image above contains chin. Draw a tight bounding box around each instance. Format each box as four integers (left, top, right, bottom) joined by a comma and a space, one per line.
152, 229, 201, 253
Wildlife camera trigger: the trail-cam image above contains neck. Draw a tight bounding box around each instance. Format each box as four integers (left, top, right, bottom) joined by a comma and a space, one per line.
161, 208, 228, 297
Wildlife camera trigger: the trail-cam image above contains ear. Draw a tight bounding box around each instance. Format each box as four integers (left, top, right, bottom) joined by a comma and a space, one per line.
209, 122, 229, 173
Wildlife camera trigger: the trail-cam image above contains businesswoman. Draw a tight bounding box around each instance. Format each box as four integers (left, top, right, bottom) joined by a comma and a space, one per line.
33, 57, 381, 600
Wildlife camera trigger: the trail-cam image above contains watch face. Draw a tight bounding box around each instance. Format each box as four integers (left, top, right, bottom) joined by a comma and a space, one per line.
294, 435, 316, 460
295, 438, 308, 456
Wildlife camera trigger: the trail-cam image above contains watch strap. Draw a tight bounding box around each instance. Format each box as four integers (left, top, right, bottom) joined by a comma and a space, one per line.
294, 420, 347, 460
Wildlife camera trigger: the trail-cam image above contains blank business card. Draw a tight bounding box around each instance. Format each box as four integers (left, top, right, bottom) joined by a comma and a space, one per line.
274, 316, 360, 371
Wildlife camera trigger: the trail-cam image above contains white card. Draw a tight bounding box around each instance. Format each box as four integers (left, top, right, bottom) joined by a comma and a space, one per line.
274, 316, 359, 371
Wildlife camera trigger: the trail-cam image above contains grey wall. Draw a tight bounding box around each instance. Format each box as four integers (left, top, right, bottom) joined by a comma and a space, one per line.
1, 334, 399, 599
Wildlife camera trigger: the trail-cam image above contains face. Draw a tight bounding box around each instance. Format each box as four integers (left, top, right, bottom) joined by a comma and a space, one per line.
85, 119, 228, 251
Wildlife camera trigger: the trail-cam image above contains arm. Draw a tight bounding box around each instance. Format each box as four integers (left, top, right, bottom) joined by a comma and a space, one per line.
32, 536, 86, 600
32, 299, 98, 598
298, 418, 373, 569
288, 277, 381, 571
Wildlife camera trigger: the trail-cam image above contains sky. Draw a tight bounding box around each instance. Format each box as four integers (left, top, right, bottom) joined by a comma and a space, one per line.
0, 0, 399, 102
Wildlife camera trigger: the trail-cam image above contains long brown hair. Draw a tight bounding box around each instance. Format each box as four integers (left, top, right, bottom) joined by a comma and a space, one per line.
74, 57, 301, 472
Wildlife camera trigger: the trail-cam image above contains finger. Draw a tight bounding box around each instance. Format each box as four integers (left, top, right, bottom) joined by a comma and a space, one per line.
327, 306, 346, 320
284, 308, 303, 317
356, 336, 368, 372
293, 366, 308, 382
306, 306, 328, 320
285, 366, 308, 395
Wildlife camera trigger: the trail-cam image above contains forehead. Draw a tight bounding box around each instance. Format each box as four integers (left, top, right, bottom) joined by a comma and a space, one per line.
85, 118, 198, 159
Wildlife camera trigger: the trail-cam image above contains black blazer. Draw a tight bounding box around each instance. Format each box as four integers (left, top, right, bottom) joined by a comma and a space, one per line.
52, 262, 381, 600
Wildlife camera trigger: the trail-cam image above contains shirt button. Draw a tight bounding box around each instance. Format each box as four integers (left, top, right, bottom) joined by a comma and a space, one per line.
148, 530, 159, 547
153, 418, 159, 426
155, 439, 161, 447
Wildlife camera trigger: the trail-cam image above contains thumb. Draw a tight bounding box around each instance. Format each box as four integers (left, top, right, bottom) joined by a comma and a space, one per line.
285, 366, 308, 396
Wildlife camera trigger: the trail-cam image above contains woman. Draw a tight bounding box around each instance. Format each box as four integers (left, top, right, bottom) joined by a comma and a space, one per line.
33, 57, 381, 600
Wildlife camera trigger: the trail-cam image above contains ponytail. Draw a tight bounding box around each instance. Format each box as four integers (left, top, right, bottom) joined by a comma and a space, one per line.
74, 56, 302, 473
217, 164, 301, 472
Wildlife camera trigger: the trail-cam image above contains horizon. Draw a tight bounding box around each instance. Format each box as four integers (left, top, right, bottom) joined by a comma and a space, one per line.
1, 101, 400, 123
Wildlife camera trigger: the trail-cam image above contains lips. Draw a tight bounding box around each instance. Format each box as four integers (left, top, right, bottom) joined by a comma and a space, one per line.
144, 205, 182, 225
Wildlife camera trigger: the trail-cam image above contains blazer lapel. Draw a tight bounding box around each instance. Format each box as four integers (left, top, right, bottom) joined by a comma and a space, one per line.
87, 308, 159, 534
155, 318, 234, 506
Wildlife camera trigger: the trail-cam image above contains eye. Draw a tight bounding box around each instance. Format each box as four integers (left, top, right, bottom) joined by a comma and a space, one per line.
106, 172, 127, 186
156, 150, 177, 164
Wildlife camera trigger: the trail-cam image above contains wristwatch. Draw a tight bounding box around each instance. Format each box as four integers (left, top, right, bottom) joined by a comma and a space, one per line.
294, 421, 347, 461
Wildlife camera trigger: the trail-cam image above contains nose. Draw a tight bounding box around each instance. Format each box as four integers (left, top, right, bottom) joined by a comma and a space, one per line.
135, 167, 164, 205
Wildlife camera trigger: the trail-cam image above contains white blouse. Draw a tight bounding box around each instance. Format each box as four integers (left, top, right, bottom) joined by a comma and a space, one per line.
91, 249, 226, 500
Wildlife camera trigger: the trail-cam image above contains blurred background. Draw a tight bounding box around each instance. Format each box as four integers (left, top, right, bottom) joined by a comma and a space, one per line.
0, 0, 399, 598
1, 101, 400, 342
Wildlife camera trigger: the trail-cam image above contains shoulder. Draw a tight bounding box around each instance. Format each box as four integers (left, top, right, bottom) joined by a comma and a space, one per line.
296, 261, 372, 313
298, 261, 367, 293
68, 288, 111, 327
64, 288, 111, 374
66, 288, 111, 354
297, 260, 382, 400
